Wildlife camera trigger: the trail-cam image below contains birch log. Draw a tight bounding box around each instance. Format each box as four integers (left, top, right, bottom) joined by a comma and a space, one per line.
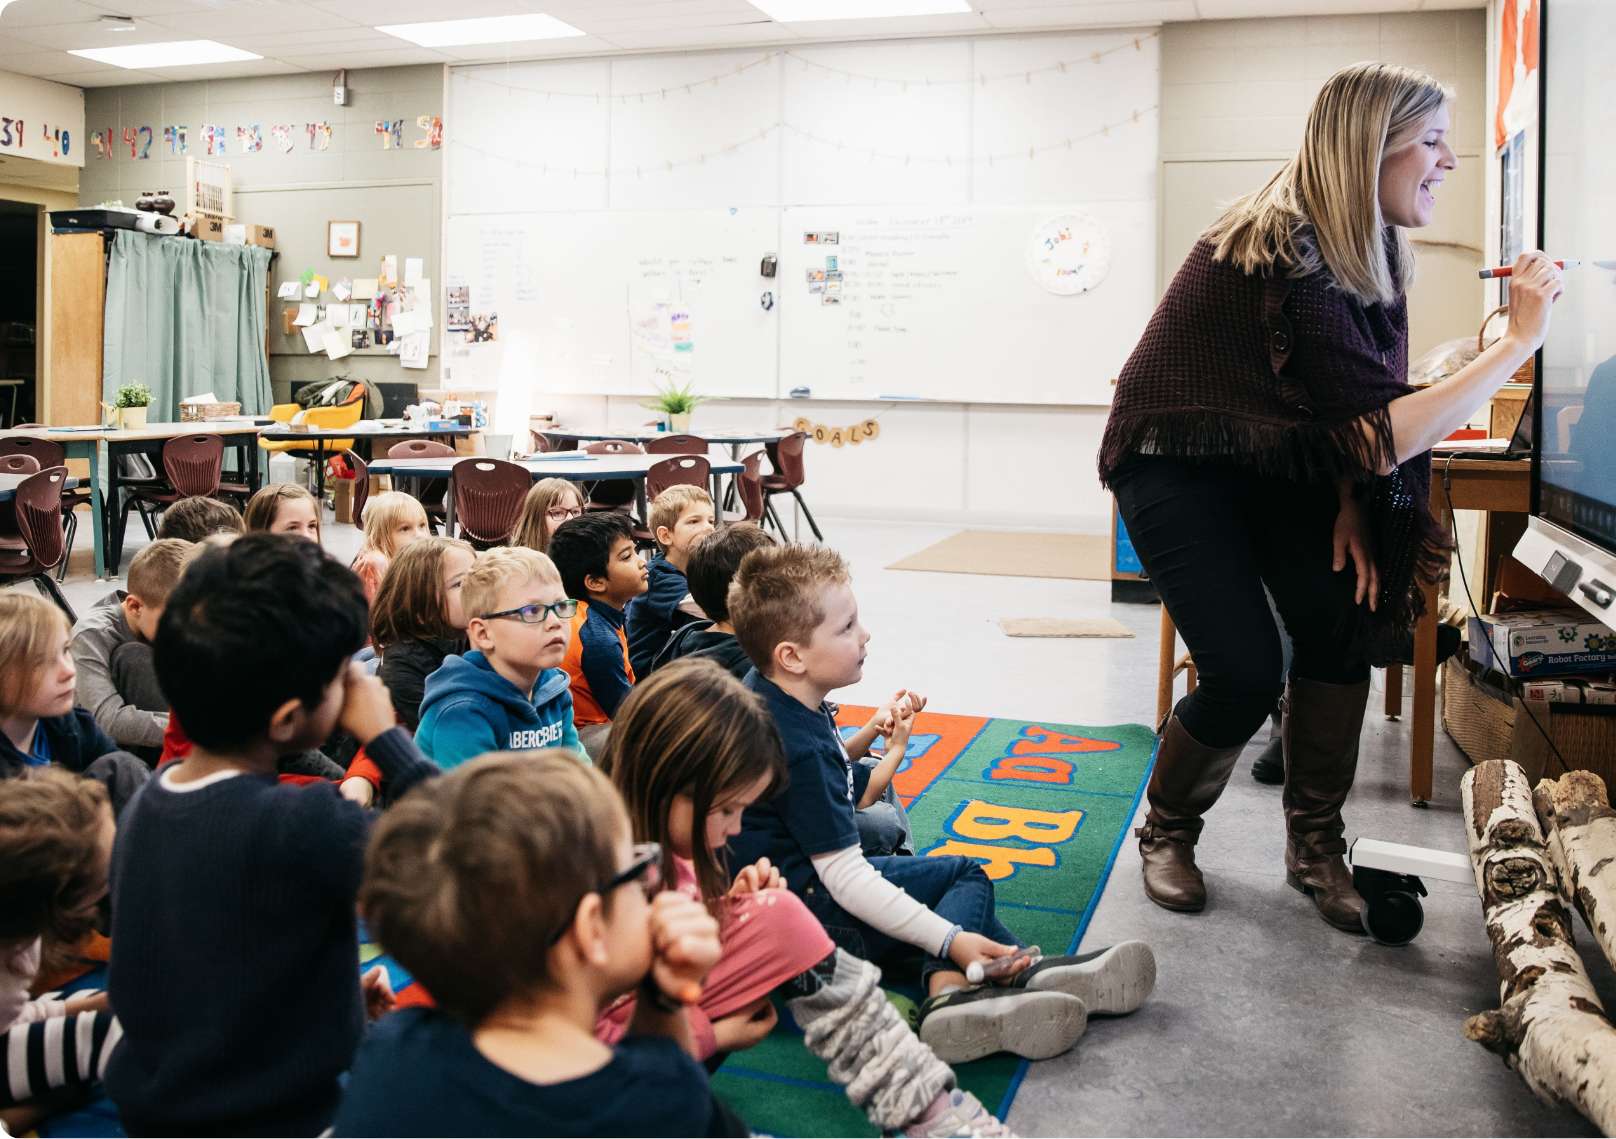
1461, 759, 1616, 1133
1535, 771, 1616, 973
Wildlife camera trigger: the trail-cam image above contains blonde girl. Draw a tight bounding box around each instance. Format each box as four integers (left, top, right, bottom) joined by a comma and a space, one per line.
243, 484, 322, 544
511, 478, 584, 554
350, 492, 432, 603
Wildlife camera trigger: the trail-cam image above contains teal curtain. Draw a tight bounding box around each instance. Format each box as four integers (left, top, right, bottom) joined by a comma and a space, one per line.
102, 231, 273, 418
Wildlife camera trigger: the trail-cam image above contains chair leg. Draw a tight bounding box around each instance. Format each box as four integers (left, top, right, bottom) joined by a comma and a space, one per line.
138, 499, 157, 540
33, 572, 76, 623
763, 496, 787, 536
58, 511, 78, 582
789, 489, 824, 542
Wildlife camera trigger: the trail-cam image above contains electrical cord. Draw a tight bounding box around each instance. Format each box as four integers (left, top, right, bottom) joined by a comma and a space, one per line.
1440, 453, 1570, 775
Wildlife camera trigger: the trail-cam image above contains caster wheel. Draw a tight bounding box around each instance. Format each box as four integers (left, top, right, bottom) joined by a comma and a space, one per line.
1352, 865, 1429, 946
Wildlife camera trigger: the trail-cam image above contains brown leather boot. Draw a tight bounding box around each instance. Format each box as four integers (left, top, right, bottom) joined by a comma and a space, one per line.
1136, 716, 1243, 913
1281, 676, 1372, 934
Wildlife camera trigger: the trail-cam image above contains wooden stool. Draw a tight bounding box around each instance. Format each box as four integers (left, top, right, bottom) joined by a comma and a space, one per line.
1155, 606, 1403, 730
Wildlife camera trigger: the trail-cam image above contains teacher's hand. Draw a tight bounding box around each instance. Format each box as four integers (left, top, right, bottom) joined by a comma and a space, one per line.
1503, 251, 1563, 353
1333, 494, 1379, 612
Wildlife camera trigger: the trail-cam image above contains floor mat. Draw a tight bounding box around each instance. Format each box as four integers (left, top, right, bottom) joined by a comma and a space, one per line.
709, 705, 1155, 1136
887, 531, 1112, 581
41, 708, 1153, 1139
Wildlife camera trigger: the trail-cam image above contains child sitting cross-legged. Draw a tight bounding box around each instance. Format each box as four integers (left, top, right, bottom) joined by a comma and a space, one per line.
625, 484, 715, 678
243, 483, 322, 543
651, 522, 775, 678
727, 543, 1158, 1064
106, 534, 439, 1137
334, 751, 745, 1138
413, 546, 584, 770
0, 769, 119, 1134
548, 512, 647, 758
0, 594, 149, 816
598, 659, 1011, 1137
71, 538, 191, 758
155, 495, 244, 543
349, 491, 431, 604
511, 477, 585, 555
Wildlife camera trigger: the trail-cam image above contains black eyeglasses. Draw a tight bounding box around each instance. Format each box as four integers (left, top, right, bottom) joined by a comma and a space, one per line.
548, 842, 663, 945
483, 599, 579, 624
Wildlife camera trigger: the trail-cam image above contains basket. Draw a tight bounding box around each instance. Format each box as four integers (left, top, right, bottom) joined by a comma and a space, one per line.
179, 401, 242, 422
1441, 656, 1517, 766
1477, 305, 1536, 386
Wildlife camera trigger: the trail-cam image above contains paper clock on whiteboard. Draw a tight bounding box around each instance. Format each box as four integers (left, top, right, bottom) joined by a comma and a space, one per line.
1026, 213, 1110, 295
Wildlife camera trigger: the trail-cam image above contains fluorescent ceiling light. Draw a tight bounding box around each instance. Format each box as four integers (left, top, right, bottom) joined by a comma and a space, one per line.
747, 0, 971, 19
68, 39, 260, 69
377, 13, 585, 47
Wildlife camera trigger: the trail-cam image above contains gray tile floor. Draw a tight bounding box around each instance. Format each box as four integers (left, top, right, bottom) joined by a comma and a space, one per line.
42, 509, 1606, 1137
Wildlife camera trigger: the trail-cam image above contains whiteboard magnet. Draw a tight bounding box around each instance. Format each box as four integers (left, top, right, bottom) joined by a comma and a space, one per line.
788, 387, 811, 399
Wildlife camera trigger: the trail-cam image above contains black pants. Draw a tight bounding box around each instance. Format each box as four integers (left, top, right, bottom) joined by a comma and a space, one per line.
1112, 456, 1369, 749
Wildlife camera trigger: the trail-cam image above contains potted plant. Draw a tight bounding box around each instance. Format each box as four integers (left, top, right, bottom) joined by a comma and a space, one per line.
115, 383, 152, 429
642, 377, 704, 433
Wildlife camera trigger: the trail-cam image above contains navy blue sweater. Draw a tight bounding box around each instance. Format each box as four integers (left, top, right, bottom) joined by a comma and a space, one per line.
0, 708, 116, 780
625, 557, 702, 679
105, 728, 438, 1137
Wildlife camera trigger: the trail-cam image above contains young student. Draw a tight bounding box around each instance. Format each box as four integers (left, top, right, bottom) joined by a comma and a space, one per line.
350, 491, 431, 603
414, 546, 584, 770
106, 534, 437, 1137
625, 484, 715, 677
156, 495, 244, 543
728, 544, 1157, 1063
0, 594, 149, 816
599, 660, 1010, 1137
71, 538, 191, 756
243, 483, 322, 543
548, 512, 647, 757
337, 751, 743, 1138
0, 770, 119, 1129
651, 522, 774, 677
512, 477, 586, 554
339, 537, 476, 808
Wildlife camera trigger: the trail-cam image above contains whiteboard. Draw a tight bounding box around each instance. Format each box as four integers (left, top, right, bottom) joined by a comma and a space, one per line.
442, 208, 779, 400
777, 204, 1153, 405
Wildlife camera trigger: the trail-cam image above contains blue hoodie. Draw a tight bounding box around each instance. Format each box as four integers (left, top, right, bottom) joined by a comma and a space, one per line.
414, 651, 585, 770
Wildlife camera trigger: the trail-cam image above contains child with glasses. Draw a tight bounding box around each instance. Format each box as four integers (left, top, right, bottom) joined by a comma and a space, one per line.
512, 478, 586, 555
414, 547, 587, 769
626, 483, 715, 678
339, 753, 742, 1137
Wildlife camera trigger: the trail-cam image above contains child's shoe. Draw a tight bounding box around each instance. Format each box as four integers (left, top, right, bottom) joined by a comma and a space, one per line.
916, 985, 1086, 1064
1010, 939, 1156, 1015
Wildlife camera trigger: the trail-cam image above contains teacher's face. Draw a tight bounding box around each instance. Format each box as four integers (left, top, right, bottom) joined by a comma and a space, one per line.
1377, 101, 1456, 229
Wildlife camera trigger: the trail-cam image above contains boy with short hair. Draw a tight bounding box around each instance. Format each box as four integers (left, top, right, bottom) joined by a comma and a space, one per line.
626, 484, 715, 677
548, 513, 647, 757
415, 546, 584, 769
155, 495, 244, 543
650, 522, 775, 678
335, 752, 744, 1137
727, 544, 1157, 1065
70, 538, 191, 755
106, 534, 439, 1137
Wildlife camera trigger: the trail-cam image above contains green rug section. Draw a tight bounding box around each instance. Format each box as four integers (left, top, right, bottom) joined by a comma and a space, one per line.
711, 711, 1155, 1136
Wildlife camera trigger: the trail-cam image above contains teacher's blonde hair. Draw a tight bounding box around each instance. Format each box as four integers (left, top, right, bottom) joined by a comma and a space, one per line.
1203, 62, 1451, 306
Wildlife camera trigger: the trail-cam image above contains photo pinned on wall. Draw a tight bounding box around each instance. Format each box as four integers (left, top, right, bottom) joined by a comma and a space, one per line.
380, 255, 398, 288
826, 255, 838, 271
351, 328, 371, 350
821, 293, 841, 306
803, 231, 839, 245
807, 269, 826, 283
466, 313, 498, 343
328, 220, 360, 258
446, 284, 470, 331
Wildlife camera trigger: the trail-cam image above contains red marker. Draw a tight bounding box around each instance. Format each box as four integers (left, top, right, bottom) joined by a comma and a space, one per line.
1478, 259, 1579, 279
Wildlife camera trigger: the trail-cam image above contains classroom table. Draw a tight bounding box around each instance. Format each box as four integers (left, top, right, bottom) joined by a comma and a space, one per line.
0, 471, 79, 502
1407, 455, 1531, 806
368, 453, 744, 536
538, 427, 789, 456
258, 422, 479, 498
102, 421, 269, 573
1, 426, 112, 579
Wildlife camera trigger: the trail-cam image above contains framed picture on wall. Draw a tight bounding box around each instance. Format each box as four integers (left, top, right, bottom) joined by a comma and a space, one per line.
328, 220, 361, 258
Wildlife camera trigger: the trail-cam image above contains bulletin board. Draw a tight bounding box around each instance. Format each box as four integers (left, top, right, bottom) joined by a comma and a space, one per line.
248, 180, 439, 361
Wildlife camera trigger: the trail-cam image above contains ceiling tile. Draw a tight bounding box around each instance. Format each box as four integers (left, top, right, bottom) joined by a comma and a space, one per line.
143, 57, 312, 79
979, 2, 1194, 27
0, 47, 124, 75
434, 35, 619, 61
139, 2, 362, 37
1195, 0, 1417, 14
778, 12, 991, 38
46, 67, 142, 85
272, 45, 452, 68
0, 0, 107, 28
5, 20, 225, 51
596, 22, 800, 49
306, 0, 552, 22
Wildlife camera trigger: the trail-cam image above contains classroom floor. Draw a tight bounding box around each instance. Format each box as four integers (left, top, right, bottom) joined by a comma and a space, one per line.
52, 509, 1605, 1138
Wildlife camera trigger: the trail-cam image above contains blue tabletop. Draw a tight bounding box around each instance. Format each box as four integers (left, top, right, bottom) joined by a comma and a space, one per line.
369, 454, 743, 481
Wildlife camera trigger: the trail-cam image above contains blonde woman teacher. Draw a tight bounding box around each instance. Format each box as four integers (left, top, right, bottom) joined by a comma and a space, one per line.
1098, 63, 1562, 933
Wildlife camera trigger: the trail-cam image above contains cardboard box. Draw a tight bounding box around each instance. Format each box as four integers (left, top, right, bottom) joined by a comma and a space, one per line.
190, 215, 224, 241
332, 478, 354, 525
1467, 608, 1616, 678
223, 222, 275, 249
1521, 678, 1583, 703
